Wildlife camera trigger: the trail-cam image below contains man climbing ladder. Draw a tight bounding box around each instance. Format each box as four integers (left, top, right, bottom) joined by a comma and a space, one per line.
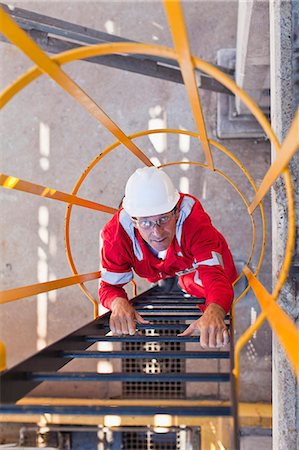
99, 167, 238, 347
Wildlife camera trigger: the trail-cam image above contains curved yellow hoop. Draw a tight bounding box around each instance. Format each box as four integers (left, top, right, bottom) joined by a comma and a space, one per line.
0, 16, 296, 382
0, 41, 294, 303
64, 129, 265, 315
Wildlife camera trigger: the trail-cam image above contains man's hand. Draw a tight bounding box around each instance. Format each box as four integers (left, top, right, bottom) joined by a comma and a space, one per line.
110, 297, 149, 335
178, 303, 229, 348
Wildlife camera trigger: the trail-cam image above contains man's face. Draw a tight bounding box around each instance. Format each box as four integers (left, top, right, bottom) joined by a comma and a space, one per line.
133, 208, 179, 252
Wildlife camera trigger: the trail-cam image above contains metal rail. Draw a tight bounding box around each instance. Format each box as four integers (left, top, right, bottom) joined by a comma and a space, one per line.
0, 2, 233, 95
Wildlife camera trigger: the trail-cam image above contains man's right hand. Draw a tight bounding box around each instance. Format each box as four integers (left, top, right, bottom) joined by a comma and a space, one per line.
110, 297, 149, 335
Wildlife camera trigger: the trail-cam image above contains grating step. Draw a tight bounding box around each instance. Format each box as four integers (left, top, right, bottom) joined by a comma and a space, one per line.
60, 350, 230, 359
30, 372, 230, 382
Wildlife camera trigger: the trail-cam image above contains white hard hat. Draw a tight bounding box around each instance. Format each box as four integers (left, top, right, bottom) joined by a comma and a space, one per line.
123, 167, 180, 217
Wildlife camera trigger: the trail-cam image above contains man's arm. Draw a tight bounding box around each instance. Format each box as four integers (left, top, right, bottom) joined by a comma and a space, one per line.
99, 221, 149, 334
178, 303, 229, 348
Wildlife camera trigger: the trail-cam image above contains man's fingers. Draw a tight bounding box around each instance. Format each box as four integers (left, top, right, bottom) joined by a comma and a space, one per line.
223, 328, 230, 346
199, 327, 209, 348
216, 328, 224, 347
177, 326, 191, 337
127, 314, 137, 335
208, 327, 217, 348
178, 323, 197, 337
110, 316, 121, 335
135, 311, 150, 324
215, 327, 230, 347
120, 317, 130, 335
110, 314, 135, 335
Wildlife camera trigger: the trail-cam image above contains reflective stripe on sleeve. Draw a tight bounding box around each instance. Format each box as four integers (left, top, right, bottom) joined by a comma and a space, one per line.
194, 271, 203, 286
197, 251, 224, 268
176, 251, 224, 277
101, 269, 133, 285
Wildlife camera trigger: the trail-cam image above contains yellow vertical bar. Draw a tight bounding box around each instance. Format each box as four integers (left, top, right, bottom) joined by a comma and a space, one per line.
243, 266, 299, 377
0, 7, 152, 167
0, 341, 7, 371
164, 0, 214, 170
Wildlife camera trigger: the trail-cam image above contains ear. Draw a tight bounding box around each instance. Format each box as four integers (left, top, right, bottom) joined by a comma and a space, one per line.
175, 208, 180, 220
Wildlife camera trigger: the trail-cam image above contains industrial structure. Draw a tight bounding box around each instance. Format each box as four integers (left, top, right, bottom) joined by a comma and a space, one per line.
0, 1, 298, 449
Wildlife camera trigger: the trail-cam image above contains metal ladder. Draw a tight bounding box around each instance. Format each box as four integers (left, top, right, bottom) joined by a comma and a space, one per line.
0, 282, 239, 449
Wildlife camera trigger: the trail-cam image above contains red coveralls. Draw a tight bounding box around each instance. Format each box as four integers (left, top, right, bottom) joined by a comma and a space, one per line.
99, 193, 238, 313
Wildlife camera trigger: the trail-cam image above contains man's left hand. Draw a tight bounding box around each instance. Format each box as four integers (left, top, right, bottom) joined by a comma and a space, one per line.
177, 303, 229, 348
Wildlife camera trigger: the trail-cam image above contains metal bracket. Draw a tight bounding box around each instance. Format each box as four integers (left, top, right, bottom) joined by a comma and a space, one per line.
216, 49, 268, 139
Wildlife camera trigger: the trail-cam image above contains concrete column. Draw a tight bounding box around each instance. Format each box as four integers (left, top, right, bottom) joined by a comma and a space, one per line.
235, 0, 270, 115
270, 1, 299, 450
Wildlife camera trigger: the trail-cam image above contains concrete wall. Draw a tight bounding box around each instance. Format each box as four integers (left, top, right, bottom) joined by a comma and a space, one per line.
270, 1, 299, 449
0, 0, 272, 403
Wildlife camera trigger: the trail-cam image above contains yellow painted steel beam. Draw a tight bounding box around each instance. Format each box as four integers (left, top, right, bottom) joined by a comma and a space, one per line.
2, 400, 271, 429
163, 1, 214, 170
0, 271, 100, 305
0, 173, 117, 215
0, 413, 271, 429
18, 398, 272, 422
243, 265, 299, 377
0, 341, 6, 371
18, 398, 230, 407
249, 108, 299, 213
0, 414, 227, 428
0, 7, 152, 167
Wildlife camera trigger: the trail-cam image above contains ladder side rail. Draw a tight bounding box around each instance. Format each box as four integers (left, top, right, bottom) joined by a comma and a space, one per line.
0, 312, 110, 403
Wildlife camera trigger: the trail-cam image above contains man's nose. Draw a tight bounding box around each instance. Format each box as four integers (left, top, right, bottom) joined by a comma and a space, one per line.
151, 223, 163, 235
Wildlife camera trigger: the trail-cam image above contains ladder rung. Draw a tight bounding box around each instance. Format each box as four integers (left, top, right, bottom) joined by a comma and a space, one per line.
142, 313, 229, 324
134, 302, 203, 307
145, 294, 205, 301
60, 350, 230, 359
84, 335, 201, 342
136, 308, 201, 313
100, 323, 196, 331
136, 323, 190, 330
30, 372, 230, 382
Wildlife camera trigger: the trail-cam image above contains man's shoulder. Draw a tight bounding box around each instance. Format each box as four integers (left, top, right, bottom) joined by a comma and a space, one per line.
179, 194, 213, 235
102, 211, 123, 237
102, 209, 133, 240
179, 193, 206, 218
